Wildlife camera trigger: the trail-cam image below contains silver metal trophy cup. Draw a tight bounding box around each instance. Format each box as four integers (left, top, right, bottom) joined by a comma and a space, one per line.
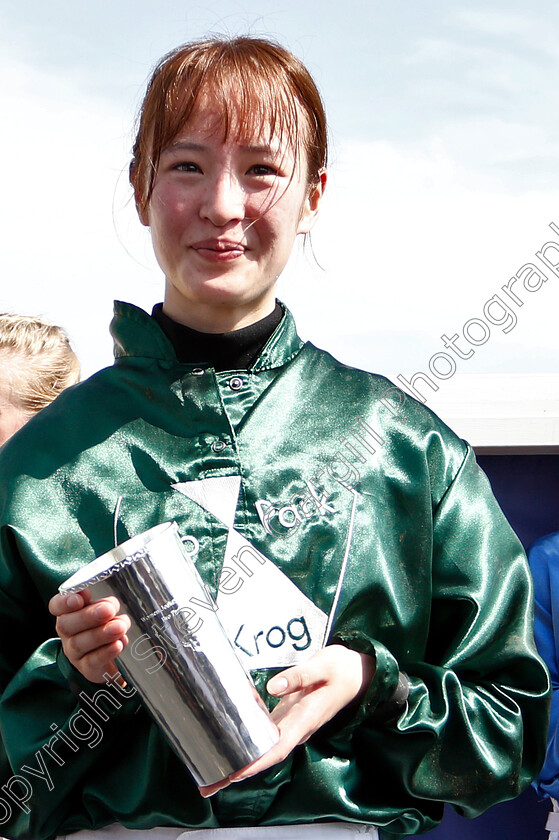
59, 521, 278, 786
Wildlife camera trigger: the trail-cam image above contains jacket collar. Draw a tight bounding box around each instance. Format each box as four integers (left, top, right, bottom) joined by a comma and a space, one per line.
110, 300, 304, 372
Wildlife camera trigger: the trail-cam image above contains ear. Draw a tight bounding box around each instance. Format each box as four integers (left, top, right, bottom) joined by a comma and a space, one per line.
297, 168, 327, 235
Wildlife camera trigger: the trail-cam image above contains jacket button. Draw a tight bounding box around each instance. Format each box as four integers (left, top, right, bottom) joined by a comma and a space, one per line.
228, 376, 244, 391
212, 440, 226, 453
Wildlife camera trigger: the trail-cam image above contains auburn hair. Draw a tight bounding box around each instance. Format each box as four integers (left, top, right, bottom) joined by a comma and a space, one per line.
130, 36, 328, 217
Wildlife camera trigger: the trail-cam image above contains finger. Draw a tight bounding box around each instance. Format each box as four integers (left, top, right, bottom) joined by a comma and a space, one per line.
229, 733, 298, 782
198, 776, 232, 798
49, 588, 92, 617
228, 710, 313, 782
63, 616, 130, 661
229, 723, 325, 784
55, 597, 123, 638
269, 688, 310, 723
271, 687, 332, 743
267, 646, 374, 699
266, 673, 290, 696
74, 640, 127, 684
267, 660, 325, 697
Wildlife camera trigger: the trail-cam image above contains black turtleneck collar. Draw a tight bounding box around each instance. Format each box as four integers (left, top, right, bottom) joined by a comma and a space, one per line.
151, 302, 284, 372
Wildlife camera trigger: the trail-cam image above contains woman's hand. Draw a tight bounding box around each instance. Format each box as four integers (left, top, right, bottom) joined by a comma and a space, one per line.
199, 643, 376, 797
48, 589, 130, 683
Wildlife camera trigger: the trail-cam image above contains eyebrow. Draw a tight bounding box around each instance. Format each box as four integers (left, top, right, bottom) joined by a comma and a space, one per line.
164, 140, 278, 155
165, 141, 206, 153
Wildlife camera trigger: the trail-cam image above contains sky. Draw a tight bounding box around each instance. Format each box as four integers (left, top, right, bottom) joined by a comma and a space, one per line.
1, 0, 558, 387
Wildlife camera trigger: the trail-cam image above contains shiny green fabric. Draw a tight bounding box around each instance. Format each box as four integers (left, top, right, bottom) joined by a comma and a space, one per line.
0, 301, 550, 840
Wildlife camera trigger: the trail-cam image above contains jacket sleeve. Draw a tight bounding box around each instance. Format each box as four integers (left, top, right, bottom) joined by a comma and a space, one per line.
336, 445, 550, 819
528, 533, 559, 800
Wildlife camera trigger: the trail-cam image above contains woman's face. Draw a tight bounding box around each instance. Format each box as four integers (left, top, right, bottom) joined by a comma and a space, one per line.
140, 100, 326, 331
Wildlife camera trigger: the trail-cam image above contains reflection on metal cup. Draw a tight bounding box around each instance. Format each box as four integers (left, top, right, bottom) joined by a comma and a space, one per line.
59, 521, 278, 786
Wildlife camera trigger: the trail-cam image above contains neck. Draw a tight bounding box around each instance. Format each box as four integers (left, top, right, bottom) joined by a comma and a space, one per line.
162, 286, 277, 333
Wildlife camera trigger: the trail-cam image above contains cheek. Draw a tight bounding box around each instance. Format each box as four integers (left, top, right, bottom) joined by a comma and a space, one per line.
266, 202, 307, 252
250, 217, 287, 260
148, 187, 193, 239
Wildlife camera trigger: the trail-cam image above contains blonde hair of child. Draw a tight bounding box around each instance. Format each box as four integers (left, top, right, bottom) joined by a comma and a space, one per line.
0, 314, 80, 415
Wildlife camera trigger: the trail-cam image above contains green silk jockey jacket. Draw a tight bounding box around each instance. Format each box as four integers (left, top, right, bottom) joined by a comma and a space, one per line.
0, 301, 550, 840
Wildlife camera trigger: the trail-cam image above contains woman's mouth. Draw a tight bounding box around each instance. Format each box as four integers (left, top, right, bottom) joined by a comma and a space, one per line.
191, 239, 247, 262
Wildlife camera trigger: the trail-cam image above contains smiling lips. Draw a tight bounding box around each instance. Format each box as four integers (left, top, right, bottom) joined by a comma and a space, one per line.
191, 239, 247, 262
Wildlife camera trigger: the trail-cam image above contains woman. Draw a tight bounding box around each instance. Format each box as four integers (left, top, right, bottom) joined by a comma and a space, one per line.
0, 37, 550, 840
0, 313, 80, 446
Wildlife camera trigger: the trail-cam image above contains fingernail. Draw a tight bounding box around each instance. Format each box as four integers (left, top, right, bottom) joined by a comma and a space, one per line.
268, 676, 288, 695
66, 594, 81, 610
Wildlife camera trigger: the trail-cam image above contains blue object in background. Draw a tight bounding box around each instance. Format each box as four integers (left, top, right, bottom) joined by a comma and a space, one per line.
427, 453, 559, 839
477, 455, 559, 551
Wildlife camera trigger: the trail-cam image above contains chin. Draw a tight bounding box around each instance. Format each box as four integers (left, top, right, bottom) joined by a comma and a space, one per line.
190, 275, 270, 306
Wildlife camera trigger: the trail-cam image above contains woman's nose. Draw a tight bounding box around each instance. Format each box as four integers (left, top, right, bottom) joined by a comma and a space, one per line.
200, 173, 246, 226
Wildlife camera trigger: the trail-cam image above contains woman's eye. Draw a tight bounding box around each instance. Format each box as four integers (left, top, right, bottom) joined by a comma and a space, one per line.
174, 162, 201, 173
247, 164, 277, 176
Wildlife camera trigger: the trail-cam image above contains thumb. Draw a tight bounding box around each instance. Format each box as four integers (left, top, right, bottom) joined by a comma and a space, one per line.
267, 672, 290, 696
267, 660, 322, 697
